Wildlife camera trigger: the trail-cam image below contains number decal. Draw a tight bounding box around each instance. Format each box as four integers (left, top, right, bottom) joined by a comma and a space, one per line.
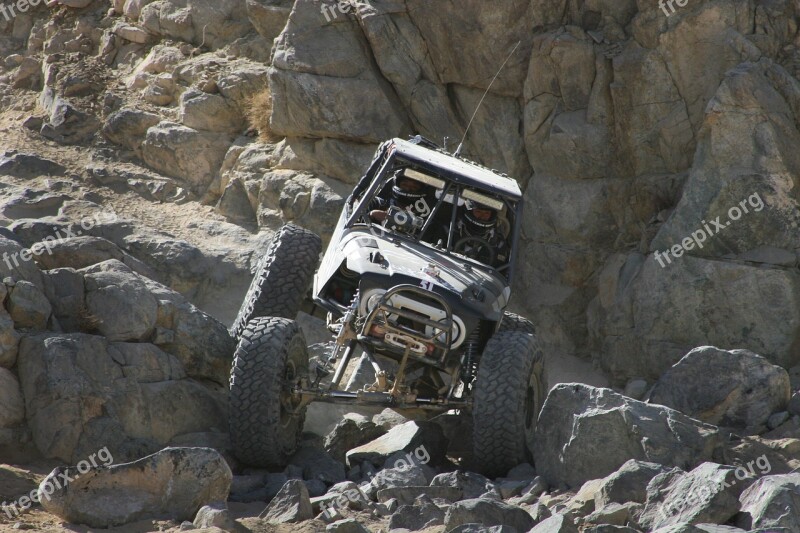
420, 280, 435, 291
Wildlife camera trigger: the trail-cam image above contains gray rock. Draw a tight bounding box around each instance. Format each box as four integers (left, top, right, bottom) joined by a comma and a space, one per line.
0, 310, 20, 368
649, 347, 791, 430
505, 463, 536, 481
583, 502, 633, 527
528, 513, 579, 532
193, 502, 237, 532
81, 260, 157, 341
141, 121, 233, 195
316, 481, 371, 513
0, 152, 65, 178
624, 379, 649, 401
534, 384, 722, 488
102, 108, 161, 152
583, 526, 641, 533
789, 392, 800, 417
364, 465, 428, 499
495, 479, 531, 500
444, 499, 536, 532
246, 1, 290, 42
639, 463, 744, 531
652, 525, 749, 532
325, 518, 371, 533
735, 473, 800, 530
377, 485, 461, 506
17, 332, 225, 463
7, 281, 51, 330
179, 89, 243, 133
447, 525, 519, 533
324, 413, 386, 463
290, 445, 346, 486
138, 275, 235, 386
388, 496, 445, 531
507, 476, 547, 505
39, 447, 231, 527
260, 479, 313, 524
345, 420, 446, 468
767, 411, 790, 430
595, 460, 672, 507
431, 471, 498, 500
39, 90, 101, 145
372, 408, 409, 430
0, 368, 25, 428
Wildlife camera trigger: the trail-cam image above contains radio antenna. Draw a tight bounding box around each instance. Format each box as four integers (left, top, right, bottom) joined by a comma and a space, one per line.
454, 40, 522, 158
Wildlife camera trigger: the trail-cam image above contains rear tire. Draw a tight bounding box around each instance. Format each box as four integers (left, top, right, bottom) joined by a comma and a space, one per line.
472, 331, 546, 477
230, 224, 321, 341
229, 317, 308, 467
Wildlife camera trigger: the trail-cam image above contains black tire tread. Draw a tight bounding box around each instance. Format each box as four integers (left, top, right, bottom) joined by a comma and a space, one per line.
229, 317, 308, 467
230, 223, 321, 340
472, 331, 545, 477
498, 312, 536, 335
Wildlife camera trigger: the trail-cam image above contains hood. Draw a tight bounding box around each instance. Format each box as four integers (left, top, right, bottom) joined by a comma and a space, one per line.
341, 230, 510, 318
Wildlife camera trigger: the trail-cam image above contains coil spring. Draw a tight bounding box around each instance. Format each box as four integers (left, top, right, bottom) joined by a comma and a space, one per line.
461, 329, 482, 383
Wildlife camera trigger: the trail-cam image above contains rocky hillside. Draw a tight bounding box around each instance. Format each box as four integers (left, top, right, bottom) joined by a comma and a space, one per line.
1, 0, 800, 532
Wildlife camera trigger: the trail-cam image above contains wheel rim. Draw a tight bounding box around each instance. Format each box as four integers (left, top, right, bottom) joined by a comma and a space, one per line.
525, 365, 542, 459
524, 362, 544, 436
280, 360, 301, 428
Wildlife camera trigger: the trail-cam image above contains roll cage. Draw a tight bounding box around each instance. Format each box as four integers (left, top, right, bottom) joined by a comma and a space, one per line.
346, 137, 524, 282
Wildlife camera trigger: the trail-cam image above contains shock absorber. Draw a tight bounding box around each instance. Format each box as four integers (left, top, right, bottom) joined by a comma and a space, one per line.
461, 328, 482, 383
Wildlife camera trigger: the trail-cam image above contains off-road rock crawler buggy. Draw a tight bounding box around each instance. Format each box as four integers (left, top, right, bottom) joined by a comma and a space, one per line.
229, 137, 546, 476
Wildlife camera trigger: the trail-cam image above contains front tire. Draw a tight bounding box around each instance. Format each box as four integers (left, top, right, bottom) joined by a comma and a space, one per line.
229, 317, 308, 467
472, 331, 546, 477
230, 223, 321, 341
497, 311, 536, 335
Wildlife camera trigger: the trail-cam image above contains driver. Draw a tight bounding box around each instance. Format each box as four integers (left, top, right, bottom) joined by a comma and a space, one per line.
369, 170, 432, 226
455, 200, 509, 266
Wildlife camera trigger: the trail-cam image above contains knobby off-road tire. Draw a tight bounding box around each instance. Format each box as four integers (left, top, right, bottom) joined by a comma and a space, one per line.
497, 311, 536, 335
472, 331, 546, 477
229, 317, 309, 467
230, 224, 321, 341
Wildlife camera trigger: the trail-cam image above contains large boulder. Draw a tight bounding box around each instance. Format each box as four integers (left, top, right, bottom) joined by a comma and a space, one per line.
141, 121, 233, 195
649, 346, 791, 431
39, 447, 231, 527
139, 0, 253, 49
17, 332, 227, 462
345, 420, 447, 468
261, 479, 314, 524
735, 473, 800, 530
81, 261, 158, 342
594, 459, 671, 507
534, 384, 723, 488
444, 499, 537, 532
102, 108, 161, 153
0, 368, 24, 428
6, 280, 51, 330
638, 463, 745, 531
324, 413, 386, 463
596, 254, 800, 383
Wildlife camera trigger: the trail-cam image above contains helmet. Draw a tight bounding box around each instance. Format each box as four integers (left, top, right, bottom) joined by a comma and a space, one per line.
391, 171, 429, 209
463, 201, 498, 237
